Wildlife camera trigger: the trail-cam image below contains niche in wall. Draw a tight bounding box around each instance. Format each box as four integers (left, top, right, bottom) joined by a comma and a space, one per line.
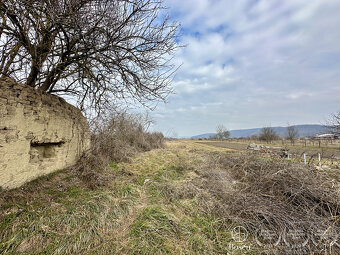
29, 142, 64, 163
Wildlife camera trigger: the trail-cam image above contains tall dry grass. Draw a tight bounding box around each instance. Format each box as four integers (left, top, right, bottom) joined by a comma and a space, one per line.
192, 152, 340, 254
73, 112, 165, 188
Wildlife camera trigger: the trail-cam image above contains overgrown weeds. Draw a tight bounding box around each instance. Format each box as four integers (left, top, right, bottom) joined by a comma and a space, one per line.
1, 140, 339, 254
149, 143, 340, 253
0, 111, 166, 254
73, 112, 165, 188
193, 152, 340, 254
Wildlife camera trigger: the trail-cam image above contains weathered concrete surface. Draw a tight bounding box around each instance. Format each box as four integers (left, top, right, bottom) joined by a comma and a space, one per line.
0, 77, 91, 189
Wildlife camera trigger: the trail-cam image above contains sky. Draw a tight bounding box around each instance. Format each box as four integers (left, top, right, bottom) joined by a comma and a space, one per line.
149, 0, 340, 137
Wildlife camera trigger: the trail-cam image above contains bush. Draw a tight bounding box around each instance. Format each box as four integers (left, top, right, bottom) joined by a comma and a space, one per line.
91, 112, 164, 160
74, 112, 164, 188
259, 127, 278, 143
249, 134, 259, 140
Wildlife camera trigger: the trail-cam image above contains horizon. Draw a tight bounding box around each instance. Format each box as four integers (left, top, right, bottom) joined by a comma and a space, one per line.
183, 123, 327, 138
149, 0, 340, 137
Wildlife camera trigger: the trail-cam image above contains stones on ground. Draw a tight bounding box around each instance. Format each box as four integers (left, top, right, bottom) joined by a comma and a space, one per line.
143, 179, 151, 185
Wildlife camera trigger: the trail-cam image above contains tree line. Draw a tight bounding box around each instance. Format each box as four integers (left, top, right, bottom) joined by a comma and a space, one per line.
210, 116, 340, 144
212, 124, 299, 144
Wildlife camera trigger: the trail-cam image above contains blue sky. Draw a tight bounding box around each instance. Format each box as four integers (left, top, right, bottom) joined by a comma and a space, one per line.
150, 0, 340, 137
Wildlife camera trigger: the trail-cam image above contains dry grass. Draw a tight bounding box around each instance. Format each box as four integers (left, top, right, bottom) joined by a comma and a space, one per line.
145, 141, 340, 254
1, 140, 339, 254
192, 153, 340, 254
73, 112, 165, 189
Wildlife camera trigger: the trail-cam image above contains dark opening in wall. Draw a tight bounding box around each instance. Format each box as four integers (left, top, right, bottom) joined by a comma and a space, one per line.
29, 142, 64, 163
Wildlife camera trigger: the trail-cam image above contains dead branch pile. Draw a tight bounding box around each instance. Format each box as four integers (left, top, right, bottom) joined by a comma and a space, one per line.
195, 152, 340, 253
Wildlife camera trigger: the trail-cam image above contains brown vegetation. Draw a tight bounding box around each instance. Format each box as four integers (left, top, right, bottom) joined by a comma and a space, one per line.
190, 152, 340, 253
214, 124, 230, 140
73, 112, 165, 188
329, 112, 340, 135
1, 140, 339, 254
259, 126, 279, 143
286, 124, 299, 144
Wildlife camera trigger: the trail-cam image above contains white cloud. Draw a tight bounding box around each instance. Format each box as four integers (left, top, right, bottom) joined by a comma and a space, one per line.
151, 0, 340, 136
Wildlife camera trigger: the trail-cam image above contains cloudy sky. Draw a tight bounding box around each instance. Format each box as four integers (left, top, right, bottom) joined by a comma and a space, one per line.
150, 0, 340, 137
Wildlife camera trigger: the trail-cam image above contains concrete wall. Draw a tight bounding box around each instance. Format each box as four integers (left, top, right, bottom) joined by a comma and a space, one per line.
0, 77, 91, 189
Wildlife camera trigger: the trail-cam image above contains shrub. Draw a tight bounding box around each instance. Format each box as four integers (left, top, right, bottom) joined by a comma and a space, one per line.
259, 127, 278, 143
74, 112, 164, 188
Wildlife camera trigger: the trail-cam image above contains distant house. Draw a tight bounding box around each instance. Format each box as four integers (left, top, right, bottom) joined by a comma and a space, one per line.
314, 133, 339, 139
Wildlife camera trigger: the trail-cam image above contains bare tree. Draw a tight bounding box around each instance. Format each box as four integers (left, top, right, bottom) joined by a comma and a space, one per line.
259, 127, 278, 144
286, 124, 299, 144
329, 111, 340, 135
0, 0, 179, 113
249, 134, 258, 141
215, 124, 230, 141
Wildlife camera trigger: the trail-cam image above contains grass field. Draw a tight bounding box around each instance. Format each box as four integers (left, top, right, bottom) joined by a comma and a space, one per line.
196, 139, 340, 155
1, 140, 339, 254
197, 140, 340, 168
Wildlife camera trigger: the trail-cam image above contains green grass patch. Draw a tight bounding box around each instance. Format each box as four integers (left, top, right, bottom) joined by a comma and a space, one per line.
128, 207, 180, 254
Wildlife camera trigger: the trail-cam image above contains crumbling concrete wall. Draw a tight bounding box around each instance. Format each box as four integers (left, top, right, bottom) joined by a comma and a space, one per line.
0, 77, 91, 189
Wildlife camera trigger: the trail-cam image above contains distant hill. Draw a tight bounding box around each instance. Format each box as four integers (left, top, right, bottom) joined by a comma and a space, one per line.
190, 133, 216, 139
191, 124, 329, 139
